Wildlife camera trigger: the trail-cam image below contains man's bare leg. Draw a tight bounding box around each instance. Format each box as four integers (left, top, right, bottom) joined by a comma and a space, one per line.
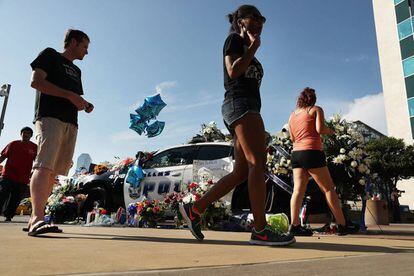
28, 168, 55, 229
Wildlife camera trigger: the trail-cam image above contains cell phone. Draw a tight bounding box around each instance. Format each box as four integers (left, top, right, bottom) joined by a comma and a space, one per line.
85, 103, 94, 113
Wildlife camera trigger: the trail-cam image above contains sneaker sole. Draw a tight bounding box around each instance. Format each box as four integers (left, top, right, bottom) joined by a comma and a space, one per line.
249, 237, 296, 246
179, 204, 204, 241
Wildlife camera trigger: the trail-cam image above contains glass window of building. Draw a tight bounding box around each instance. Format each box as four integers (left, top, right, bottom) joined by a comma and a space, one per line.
395, 0, 405, 5
395, 0, 410, 23
400, 36, 414, 59
405, 75, 414, 98
403, 56, 414, 77
398, 17, 413, 40
408, 97, 414, 117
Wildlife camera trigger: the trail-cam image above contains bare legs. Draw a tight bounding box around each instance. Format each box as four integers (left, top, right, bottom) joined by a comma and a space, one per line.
290, 166, 346, 226
193, 113, 267, 230
308, 167, 346, 225
290, 168, 310, 225
28, 168, 56, 229
193, 135, 248, 212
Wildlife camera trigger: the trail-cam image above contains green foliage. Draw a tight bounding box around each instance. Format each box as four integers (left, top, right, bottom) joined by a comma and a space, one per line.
365, 137, 414, 187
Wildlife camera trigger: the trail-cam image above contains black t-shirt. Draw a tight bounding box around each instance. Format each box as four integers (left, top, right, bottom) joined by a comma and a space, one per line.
223, 33, 263, 102
30, 48, 84, 126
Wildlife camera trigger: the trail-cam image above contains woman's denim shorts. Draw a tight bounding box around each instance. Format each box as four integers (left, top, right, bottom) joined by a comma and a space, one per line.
221, 97, 261, 135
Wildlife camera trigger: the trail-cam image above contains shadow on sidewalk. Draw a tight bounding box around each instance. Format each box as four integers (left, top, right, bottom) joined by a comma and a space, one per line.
291, 241, 414, 254
32, 232, 414, 254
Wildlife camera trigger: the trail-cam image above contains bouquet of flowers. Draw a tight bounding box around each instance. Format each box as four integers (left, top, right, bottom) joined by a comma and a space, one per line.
135, 197, 166, 228
188, 121, 231, 143
324, 114, 377, 200
16, 197, 32, 215
45, 177, 83, 223
110, 157, 135, 172
163, 191, 186, 227
266, 127, 293, 178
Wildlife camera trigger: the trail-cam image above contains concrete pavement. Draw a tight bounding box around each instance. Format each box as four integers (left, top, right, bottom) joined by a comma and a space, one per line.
0, 216, 413, 275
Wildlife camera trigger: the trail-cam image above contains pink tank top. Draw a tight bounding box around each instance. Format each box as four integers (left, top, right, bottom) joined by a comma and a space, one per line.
289, 109, 323, 151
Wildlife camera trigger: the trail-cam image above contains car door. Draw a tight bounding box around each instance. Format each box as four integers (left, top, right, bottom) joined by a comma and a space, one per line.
123, 145, 198, 208
191, 144, 234, 202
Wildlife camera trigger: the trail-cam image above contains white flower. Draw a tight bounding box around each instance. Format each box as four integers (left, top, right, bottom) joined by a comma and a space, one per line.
335, 125, 345, 132
357, 164, 366, 173
183, 194, 196, 203
199, 182, 209, 191
351, 161, 358, 167
214, 201, 222, 208
372, 173, 378, 179
267, 154, 273, 163
340, 148, 346, 154
333, 154, 347, 164
365, 169, 370, 175
278, 168, 288, 175
331, 114, 341, 123
358, 179, 366, 185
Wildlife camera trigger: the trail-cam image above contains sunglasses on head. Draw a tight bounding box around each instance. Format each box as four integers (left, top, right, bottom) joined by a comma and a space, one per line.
243, 14, 266, 23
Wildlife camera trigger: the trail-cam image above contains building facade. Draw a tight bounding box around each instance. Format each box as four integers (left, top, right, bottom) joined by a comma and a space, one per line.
372, 0, 414, 209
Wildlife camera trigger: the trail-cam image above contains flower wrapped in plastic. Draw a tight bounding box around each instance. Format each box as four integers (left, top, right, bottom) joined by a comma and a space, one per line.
267, 213, 289, 233
127, 203, 138, 226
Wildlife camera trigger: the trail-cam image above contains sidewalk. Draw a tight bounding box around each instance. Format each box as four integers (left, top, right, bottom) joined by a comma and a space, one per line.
0, 216, 413, 275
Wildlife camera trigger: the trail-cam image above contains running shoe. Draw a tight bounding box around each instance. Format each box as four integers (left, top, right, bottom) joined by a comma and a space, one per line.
179, 203, 204, 241
337, 224, 353, 236
250, 225, 296, 246
288, 224, 314, 236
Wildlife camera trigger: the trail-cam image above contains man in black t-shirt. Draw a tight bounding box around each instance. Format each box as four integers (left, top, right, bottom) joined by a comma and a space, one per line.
27, 29, 94, 236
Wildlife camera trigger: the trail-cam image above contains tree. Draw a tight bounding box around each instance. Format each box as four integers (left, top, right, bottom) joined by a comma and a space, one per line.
365, 137, 414, 191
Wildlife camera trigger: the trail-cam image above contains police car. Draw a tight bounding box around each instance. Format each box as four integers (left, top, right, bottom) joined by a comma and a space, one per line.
78, 142, 235, 215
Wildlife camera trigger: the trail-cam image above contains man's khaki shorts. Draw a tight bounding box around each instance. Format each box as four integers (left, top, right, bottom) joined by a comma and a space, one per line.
33, 117, 78, 176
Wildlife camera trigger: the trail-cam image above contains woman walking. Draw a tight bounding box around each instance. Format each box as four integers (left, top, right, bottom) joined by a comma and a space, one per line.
179, 4, 295, 246
288, 87, 348, 236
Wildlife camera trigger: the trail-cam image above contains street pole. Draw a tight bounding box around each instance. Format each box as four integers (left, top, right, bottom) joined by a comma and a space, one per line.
0, 84, 11, 137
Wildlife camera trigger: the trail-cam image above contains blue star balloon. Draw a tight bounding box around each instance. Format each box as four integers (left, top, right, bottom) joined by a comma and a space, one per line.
145, 94, 167, 117
126, 164, 144, 189
129, 114, 147, 135
146, 121, 165, 138
130, 94, 167, 137
135, 94, 167, 121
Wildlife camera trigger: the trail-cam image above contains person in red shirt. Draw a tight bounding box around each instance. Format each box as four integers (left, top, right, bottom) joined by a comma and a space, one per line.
0, 127, 37, 221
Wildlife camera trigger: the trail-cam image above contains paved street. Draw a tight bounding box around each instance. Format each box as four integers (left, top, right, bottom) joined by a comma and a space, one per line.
0, 216, 413, 275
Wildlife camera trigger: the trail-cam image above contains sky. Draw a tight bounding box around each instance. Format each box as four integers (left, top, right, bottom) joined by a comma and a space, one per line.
0, 0, 386, 167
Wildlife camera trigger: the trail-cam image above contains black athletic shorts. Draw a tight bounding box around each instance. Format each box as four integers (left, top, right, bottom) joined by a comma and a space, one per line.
291, 150, 326, 169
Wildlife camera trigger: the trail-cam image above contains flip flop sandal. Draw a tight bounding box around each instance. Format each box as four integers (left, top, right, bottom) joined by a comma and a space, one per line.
28, 221, 62, 236
23, 226, 63, 233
